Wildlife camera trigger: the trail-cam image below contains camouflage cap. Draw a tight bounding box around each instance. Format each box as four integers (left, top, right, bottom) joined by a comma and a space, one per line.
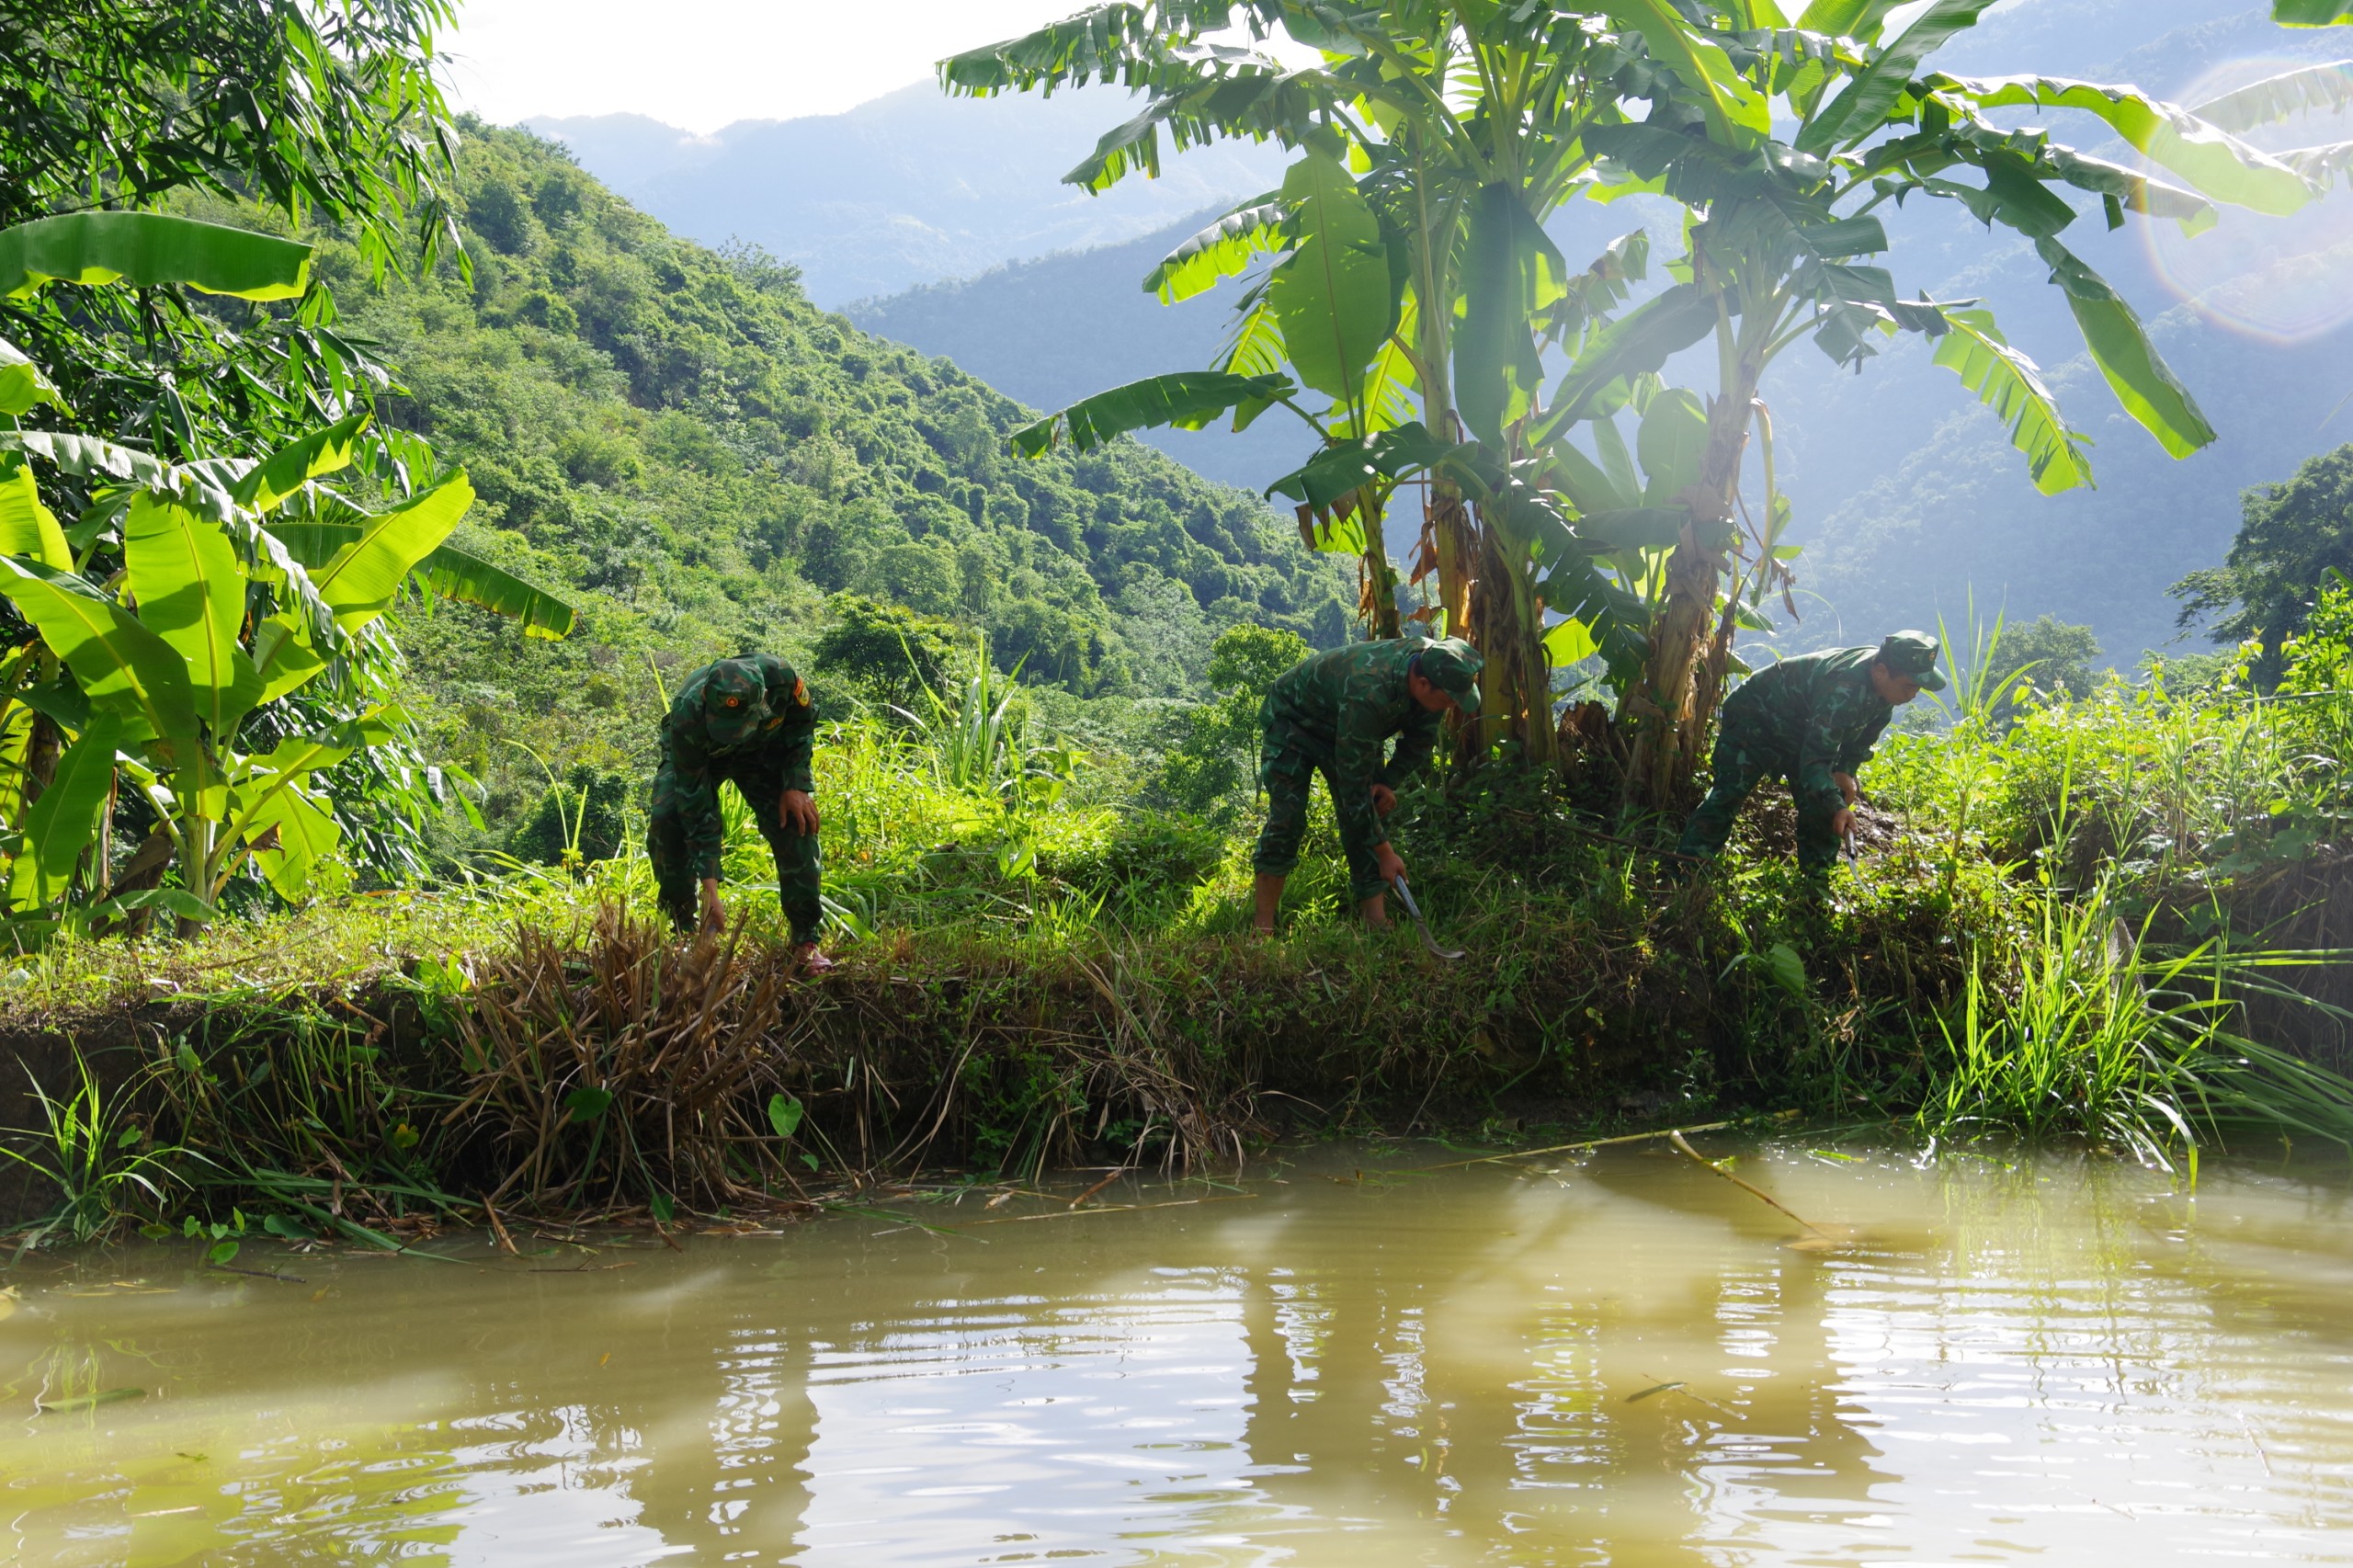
1414, 636, 1483, 716
700, 657, 770, 744
1877, 630, 1948, 691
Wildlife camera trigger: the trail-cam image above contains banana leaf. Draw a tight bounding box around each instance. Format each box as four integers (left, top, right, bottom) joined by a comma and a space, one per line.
0, 212, 312, 301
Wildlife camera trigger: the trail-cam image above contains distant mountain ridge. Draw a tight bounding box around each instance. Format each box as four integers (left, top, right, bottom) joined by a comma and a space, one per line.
526, 84, 1283, 307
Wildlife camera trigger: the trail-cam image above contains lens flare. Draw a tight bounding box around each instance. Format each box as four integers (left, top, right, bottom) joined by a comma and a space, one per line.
2142, 55, 2353, 345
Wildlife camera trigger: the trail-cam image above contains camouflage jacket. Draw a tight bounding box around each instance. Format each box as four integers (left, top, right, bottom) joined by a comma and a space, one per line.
655, 654, 816, 880
1720, 646, 1892, 816
1260, 639, 1442, 852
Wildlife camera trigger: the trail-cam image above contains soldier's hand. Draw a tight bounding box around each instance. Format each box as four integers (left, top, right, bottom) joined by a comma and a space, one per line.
780, 789, 820, 835
1370, 783, 1398, 818
1833, 771, 1859, 805
698, 877, 727, 933
1831, 807, 1855, 839
1375, 843, 1406, 887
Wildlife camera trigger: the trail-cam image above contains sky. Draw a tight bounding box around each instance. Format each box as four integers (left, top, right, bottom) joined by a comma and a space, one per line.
439, 1, 1087, 134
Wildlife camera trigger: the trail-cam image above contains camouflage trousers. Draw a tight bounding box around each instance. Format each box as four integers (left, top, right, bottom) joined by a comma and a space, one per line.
1251, 744, 1388, 903
646, 749, 824, 943
1677, 719, 1844, 871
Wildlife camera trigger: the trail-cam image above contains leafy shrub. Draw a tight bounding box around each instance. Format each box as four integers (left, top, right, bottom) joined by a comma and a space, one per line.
813, 594, 970, 711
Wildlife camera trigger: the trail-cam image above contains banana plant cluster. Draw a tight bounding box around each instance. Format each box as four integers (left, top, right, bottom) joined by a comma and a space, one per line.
0, 212, 573, 934
950, 1, 2353, 804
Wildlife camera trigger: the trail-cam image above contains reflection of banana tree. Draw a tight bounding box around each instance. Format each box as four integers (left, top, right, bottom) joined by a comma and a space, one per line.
0, 211, 574, 932
1539, 6, 2352, 808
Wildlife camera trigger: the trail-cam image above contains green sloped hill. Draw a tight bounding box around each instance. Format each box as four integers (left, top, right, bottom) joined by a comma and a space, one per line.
309, 121, 1350, 811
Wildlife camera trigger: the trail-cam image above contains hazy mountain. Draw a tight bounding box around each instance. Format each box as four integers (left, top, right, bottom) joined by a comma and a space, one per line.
527, 84, 1284, 307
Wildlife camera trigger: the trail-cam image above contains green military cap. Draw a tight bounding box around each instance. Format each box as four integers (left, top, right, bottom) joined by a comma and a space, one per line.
701, 657, 771, 744
1878, 630, 1948, 691
1414, 636, 1483, 715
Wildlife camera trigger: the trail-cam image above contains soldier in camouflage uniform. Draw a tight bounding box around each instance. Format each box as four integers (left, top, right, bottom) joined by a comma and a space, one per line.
646, 653, 831, 969
1252, 636, 1483, 933
1677, 630, 1944, 872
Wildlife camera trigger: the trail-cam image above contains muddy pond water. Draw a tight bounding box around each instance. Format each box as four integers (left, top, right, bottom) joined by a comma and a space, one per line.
4, 1140, 2353, 1565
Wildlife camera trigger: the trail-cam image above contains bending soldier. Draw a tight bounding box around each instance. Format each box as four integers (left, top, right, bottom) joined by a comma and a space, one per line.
1677, 630, 1944, 873
646, 653, 833, 971
1252, 635, 1483, 934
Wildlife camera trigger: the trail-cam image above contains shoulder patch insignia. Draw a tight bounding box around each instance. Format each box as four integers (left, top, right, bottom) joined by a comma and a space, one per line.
791, 677, 809, 708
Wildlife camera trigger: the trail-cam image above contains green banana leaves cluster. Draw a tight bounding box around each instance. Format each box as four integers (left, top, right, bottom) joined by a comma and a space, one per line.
0, 211, 574, 933
953, 1, 2352, 799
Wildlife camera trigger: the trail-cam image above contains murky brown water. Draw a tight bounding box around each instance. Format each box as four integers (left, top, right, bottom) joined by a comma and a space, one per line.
5, 1141, 2353, 1565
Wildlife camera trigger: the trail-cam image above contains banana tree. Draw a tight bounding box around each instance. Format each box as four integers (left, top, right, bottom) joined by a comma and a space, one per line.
1529, 0, 2348, 807
0, 212, 574, 932
949, 2, 1659, 763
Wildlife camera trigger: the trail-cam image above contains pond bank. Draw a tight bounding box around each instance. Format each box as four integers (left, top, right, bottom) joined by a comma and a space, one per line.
0, 879, 1956, 1236
5, 833, 2350, 1241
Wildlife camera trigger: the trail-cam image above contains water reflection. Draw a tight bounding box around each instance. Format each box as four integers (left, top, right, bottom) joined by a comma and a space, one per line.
4, 1146, 2353, 1563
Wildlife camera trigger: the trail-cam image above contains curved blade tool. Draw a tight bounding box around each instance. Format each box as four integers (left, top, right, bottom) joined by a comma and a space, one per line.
1390, 875, 1464, 960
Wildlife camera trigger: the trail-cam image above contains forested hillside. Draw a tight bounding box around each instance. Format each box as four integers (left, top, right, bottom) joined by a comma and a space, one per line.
312, 122, 1350, 820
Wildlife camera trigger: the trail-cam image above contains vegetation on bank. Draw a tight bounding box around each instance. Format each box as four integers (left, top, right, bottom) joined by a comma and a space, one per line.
9, 602, 2353, 1248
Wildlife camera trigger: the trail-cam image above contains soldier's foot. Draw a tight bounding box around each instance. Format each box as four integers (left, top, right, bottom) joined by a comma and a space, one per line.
791, 942, 836, 975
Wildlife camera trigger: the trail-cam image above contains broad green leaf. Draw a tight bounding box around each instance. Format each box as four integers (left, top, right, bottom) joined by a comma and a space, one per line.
241, 784, 340, 903
1545, 436, 1636, 516
1600, 1, 1772, 144
1217, 284, 1290, 380
124, 494, 264, 733
1929, 308, 2093, 494
7, 714, 121, 912
1267, 423, 1460, 513
246, 614, 329, 707
1799, 0, 2003, 154
0, 556, 195, 747
0, 430, 175, 490
1574, 508, 1692, 552
2033, 237, 2216, 460
413, 545, 576, 640
767, 1094, 805, 1139
1793, 0, 1908, 41
231, 409, 371, 513
1593, 416, 1643, 507
0, 338, 61, 416
307, 476, 475, 631
2193, 62, 2353, 130
1295, 505, 1369, 558
0, 212, 313, 301
1011, 372, 1296, 456
2040, 146, 2215, 232
2273, 0, 2353, 24
1538, 284, 1720, 439
564, 1085, 614, 1121
1269, 151, 1394, 405
0, 459, 73, 570
1143, 197, 1286, 302
1543, 618, 1599, 666
1457, 182, 1569, 445
1940, 75, 2315, 216
1636, 388, 1711, 506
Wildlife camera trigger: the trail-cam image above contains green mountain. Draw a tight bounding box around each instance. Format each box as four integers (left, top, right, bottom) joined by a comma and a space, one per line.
313, 121, 1351, 818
